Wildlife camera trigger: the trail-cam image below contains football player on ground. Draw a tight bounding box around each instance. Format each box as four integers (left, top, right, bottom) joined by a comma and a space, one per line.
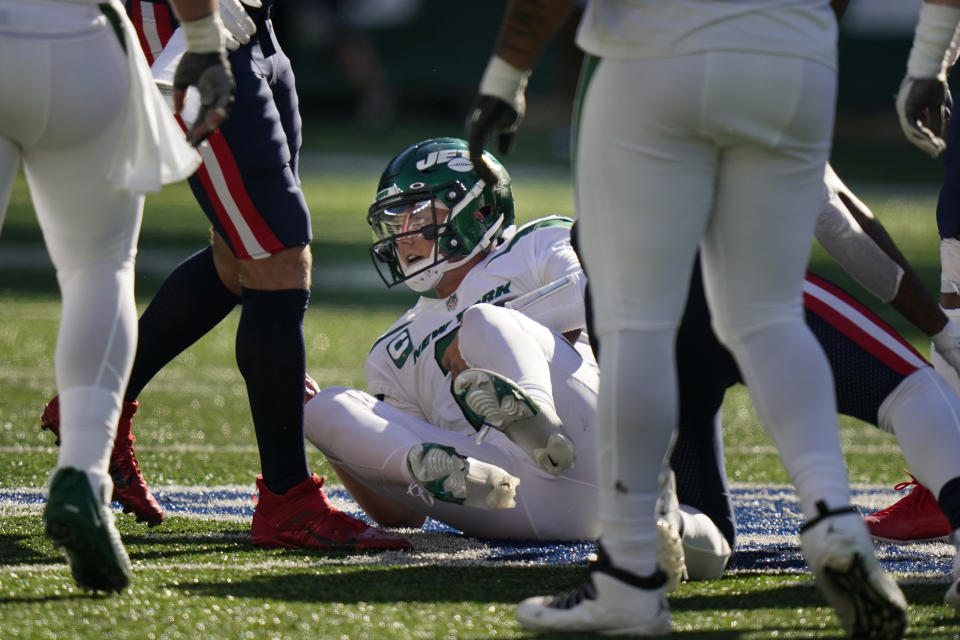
303, 137, 703, 587
1, 0, 231, 592
301, 139, 960, 610
37, 0, 411, 552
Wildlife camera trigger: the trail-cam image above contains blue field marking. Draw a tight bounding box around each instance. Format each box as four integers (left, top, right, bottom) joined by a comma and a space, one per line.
2, 485, 952, 577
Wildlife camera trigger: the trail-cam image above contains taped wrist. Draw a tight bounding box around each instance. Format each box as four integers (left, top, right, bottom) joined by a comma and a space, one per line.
182, 12, 226, 54
479, 56, 531, 111
941, 237, 960, 294
907, 2, 960, 80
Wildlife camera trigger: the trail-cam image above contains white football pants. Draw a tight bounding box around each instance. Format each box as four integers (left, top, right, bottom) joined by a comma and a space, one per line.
306, 306, 732, 576
576, 51, 845, 575
306, 306, 601, 540
0, 2, 143, 486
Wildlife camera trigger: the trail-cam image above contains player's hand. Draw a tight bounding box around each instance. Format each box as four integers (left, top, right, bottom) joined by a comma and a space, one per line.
466, 56, 531, 185
932, 319, 960, 374
441, 334, 468, 376
304, 373, 320, 403
896, 76, 953, 157
467, 96, 522, 185
173, 51, 234, 146
220, 0, 259, 51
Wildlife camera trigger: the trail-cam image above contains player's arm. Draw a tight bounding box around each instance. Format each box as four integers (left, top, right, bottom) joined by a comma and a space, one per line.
495, 224, 587, 337
167, 0, 235, 146
816, 167, 960, 369
466, 0, 578, 184
896, 0, 960, 157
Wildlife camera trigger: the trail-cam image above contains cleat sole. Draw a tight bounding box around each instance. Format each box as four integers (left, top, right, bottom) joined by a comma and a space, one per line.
44, 518, 130, 593
823, 553, 907, 640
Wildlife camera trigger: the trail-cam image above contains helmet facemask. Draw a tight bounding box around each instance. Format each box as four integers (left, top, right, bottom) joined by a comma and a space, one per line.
369, 193, 450, 292
368, 179, 504, 292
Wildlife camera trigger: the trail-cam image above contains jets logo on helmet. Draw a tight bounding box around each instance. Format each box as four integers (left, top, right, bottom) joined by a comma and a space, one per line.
367, 137, 515, 292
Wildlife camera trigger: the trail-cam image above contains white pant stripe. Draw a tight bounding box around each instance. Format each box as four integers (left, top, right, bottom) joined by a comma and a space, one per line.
803, 279, 927, 370
198, 143, 268, 259
137, 2, 164, 62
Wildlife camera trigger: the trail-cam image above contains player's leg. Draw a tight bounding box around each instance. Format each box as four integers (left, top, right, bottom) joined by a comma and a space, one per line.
876, 368, 960, 529
10, 15, 139, 590
305, 386, 599, 541
673, 264, 741, 550
305, 388, 519, 520
189, 44, 406, 549
453, 304, 580, 475
701, 53, 905, 637
702, 54, 847, 521
800, 274, 959, 544
576, 224, 736, 577
576, 54, 713, 588
457, 303, 728, 572
184, 42, 316, 498
803, 275, 960, 608
30, 0, 233, 529
521, 53, 717, 634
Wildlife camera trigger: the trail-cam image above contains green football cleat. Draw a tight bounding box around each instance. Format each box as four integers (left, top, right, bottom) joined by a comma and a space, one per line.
407, 443, 519, 509
452, 368, 576, 475
44, 467, 132, 593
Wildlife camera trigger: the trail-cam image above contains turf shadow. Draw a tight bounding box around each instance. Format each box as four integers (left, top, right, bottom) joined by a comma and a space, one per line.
172, 565, 583, 603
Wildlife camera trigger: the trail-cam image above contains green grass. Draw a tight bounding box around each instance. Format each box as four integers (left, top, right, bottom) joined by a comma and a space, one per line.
2, 165, 959, 638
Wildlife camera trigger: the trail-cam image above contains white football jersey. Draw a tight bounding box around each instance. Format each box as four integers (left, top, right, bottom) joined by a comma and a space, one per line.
365, 216, 581, 436
576, 0, 837, 71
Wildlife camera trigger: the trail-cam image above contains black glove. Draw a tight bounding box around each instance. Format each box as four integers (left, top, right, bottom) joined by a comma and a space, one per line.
896, 76, 953, 157
466, 95, 523, 186
173, 51, 235, 147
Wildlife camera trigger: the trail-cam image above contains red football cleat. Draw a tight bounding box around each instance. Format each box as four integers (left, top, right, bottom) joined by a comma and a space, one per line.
251, 474, 412, 551
40, 396, 164, 526
864, 471, 952, 543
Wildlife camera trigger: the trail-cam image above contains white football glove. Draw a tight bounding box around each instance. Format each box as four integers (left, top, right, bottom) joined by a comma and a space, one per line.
219, 0, 260, 51
932, 319, 960, 376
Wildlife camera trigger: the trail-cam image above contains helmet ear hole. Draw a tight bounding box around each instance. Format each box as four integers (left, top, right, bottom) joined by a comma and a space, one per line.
372, 245, 391, 263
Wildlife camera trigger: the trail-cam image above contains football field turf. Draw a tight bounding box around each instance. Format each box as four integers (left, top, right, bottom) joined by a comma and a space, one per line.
2, 163, 960, 638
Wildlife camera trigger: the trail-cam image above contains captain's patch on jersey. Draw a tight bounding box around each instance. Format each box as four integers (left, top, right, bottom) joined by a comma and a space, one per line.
387, 329, 413, 368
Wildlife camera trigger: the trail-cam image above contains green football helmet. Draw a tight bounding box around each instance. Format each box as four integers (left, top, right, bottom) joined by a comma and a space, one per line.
367, 137, 514, 292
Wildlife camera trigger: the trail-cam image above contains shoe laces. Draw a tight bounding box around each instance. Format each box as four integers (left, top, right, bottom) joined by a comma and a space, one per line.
547, 577, 597, 610
892, 471, 921, 493
874, 471, 935, 517
406, 482, 435, 507
110, 426, 142, 483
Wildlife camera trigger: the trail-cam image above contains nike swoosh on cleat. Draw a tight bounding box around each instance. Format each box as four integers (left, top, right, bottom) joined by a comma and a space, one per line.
306, 529, 357, 549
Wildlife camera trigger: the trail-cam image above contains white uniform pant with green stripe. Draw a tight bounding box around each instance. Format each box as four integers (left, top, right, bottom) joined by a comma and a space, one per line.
0, 2, 144, 483
574, 51, 849, 576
